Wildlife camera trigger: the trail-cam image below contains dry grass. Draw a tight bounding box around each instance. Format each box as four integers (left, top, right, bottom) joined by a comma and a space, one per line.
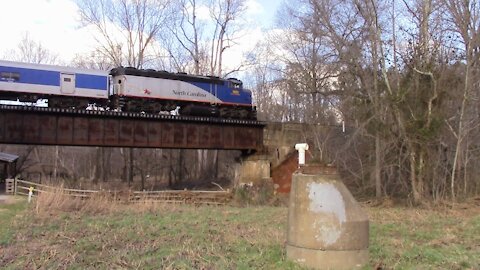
33, 189, 116, 216
33, 189, 189, 216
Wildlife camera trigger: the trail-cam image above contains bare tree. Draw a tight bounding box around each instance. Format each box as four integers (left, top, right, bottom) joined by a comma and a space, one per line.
71, 49, 116, 70
442, 0, 480, 201
164, 0, 209, 74
76, 0, 172, 68
262, 0, 472, 202
209, 0, 246, 76
3, 32, 58, 64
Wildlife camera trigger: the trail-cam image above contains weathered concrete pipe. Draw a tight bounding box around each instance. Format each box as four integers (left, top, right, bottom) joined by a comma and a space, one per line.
286, 165, 369, 269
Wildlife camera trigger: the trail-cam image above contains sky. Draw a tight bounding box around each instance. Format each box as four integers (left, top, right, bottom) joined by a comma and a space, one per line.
0, 0, 282, 66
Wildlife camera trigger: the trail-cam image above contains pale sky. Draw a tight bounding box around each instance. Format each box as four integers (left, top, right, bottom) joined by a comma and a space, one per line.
0, 0, 282, 66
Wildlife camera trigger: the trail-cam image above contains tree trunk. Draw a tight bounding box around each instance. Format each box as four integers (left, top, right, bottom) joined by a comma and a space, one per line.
53, 146, 59, 182
410, 151, 421, 203
128, 148, 134, 186
374, 135, 382, 198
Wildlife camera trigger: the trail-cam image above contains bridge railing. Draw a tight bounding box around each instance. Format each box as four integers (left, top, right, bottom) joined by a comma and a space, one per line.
12, 179, 232, 205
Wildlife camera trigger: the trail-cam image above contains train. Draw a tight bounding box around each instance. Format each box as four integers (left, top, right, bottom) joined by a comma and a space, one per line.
0, 60, 256, 120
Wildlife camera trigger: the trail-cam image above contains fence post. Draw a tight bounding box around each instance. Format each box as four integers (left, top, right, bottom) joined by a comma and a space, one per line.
5, 179, 14, 195
14, 178, 17, 195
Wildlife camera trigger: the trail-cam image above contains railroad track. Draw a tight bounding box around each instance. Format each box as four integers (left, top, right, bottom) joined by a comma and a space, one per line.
0, 104, 263, 126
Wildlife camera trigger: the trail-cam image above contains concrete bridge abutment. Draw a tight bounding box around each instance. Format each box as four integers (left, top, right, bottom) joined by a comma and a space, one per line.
234, 154, 271, 187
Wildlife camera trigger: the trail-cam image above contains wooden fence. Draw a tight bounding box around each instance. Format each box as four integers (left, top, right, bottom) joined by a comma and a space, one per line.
131, 190, 232, 205
13, 179, 232, 205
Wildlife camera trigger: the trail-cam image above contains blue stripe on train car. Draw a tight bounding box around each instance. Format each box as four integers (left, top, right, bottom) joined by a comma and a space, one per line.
75, 74, 108, 91
0, 65, 108, 91
215, 85, 252, 105
190, 81, 252, 105
0, 65, 59, 86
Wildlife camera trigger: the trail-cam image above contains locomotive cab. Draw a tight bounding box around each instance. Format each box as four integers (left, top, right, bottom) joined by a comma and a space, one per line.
228, 78, 243, 89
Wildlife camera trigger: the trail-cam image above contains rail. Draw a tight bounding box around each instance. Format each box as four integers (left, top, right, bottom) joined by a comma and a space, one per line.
13, 179, 232, 205
0, 104, 264, 126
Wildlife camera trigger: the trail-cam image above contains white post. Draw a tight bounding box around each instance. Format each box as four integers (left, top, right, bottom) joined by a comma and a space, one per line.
295, 143, 309, 166
28, 186, 34, 203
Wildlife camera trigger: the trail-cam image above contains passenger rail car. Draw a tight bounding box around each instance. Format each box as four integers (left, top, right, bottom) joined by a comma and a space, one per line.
110, 67, 256, 119
0, 60, 109, 108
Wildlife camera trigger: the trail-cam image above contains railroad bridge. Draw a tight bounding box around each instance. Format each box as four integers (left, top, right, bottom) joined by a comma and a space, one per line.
0, 105, 344, 193
0, 105, 263, 150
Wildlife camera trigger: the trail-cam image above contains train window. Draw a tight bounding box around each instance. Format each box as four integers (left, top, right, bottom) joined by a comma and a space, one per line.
63, 78, 72, 82
228, 78, 242, 89
0, 72, 20, 82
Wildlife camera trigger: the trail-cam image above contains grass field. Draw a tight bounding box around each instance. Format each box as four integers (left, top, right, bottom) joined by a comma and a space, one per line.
1, 196, 479, 269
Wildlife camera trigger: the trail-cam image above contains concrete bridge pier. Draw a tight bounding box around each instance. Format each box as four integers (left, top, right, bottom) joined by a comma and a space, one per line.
286, 165, 369, 270
234, 154, 271, 186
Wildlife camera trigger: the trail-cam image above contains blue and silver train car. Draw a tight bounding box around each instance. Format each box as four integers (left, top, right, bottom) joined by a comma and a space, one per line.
110, 67, 256, 119
0, 60, 109, 108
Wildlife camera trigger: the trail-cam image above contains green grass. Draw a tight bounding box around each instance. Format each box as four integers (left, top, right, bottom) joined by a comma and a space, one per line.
1, 201, 479, 269
368, 207, 480, 269
1, 205, 302, 269
0, 197, 27, 246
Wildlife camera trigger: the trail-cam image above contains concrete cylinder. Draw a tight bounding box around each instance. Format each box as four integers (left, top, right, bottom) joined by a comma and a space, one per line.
286, 165, 369, 270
